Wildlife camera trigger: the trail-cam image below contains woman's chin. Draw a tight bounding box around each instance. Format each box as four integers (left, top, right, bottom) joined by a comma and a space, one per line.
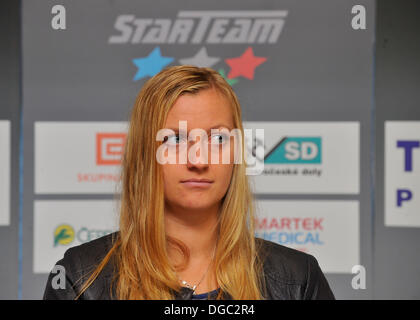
177, 200, 216, 211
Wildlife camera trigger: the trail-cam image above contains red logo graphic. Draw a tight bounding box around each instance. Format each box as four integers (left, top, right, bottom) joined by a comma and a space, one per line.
96, 133, 126, 165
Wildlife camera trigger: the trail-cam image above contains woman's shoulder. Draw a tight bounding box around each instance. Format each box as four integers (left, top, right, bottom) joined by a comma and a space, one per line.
255, 237, 335, 299
43, 232, 119, 299
256, 237, 313, 284
61, 231, 118, 267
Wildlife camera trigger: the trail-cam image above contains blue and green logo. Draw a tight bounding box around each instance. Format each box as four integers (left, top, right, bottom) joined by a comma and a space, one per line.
265, 137, 322, 164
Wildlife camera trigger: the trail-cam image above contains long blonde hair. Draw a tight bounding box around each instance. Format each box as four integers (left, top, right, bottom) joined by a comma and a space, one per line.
76, 65, 267, 299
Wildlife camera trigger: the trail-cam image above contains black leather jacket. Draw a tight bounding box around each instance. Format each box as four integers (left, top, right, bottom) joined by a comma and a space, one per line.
43, 232, 335, 300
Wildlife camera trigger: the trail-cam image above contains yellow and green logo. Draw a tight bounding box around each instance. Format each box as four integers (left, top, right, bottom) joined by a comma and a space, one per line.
54, 224, 75, 247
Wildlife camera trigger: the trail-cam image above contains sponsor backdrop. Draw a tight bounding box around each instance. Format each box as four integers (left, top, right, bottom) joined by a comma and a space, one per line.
20, 0, 374, 299
2, 0, 417, 300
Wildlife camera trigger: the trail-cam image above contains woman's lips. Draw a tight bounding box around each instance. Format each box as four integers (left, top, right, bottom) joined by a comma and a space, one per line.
181, 179, 214, 188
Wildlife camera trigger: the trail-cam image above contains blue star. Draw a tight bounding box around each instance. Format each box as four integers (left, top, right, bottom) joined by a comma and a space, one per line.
132, 47, 174, 81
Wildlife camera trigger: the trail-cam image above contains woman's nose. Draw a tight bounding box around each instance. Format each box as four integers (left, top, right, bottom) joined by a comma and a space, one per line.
186, 138, 210, 169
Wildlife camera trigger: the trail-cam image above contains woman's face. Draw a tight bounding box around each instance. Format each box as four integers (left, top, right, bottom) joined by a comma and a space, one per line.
161, 88, 236, 214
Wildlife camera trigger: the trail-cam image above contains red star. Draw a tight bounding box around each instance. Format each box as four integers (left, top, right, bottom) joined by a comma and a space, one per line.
225, 47, 267, 80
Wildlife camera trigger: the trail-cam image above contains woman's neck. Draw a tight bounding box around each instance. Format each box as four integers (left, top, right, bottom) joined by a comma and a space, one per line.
164, 205, 220, 294
164, 205, 220, 260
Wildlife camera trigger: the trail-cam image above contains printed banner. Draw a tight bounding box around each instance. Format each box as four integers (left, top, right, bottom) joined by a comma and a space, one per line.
0, 120, 10, 226
244, 122, 360, 194
385, 121, 420, 227
35, 122, 128, 194
33, 200, 119, 273
255, 200, 360, 273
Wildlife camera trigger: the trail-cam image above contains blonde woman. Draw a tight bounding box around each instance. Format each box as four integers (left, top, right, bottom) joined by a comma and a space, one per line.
43, 65, 335, 300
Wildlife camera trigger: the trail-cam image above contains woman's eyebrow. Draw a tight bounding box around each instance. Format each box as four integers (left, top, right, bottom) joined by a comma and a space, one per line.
166, 124, 233, 133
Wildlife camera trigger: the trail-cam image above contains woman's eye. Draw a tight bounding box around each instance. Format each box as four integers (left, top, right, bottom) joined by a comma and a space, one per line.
164, 134, 227, 145
211, 134, 227, 145
165, 134, 185, 145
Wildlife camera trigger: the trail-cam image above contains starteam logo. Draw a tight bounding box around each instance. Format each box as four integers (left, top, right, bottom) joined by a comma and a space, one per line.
54, 224, 75, 247
108, 10, 288, 84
